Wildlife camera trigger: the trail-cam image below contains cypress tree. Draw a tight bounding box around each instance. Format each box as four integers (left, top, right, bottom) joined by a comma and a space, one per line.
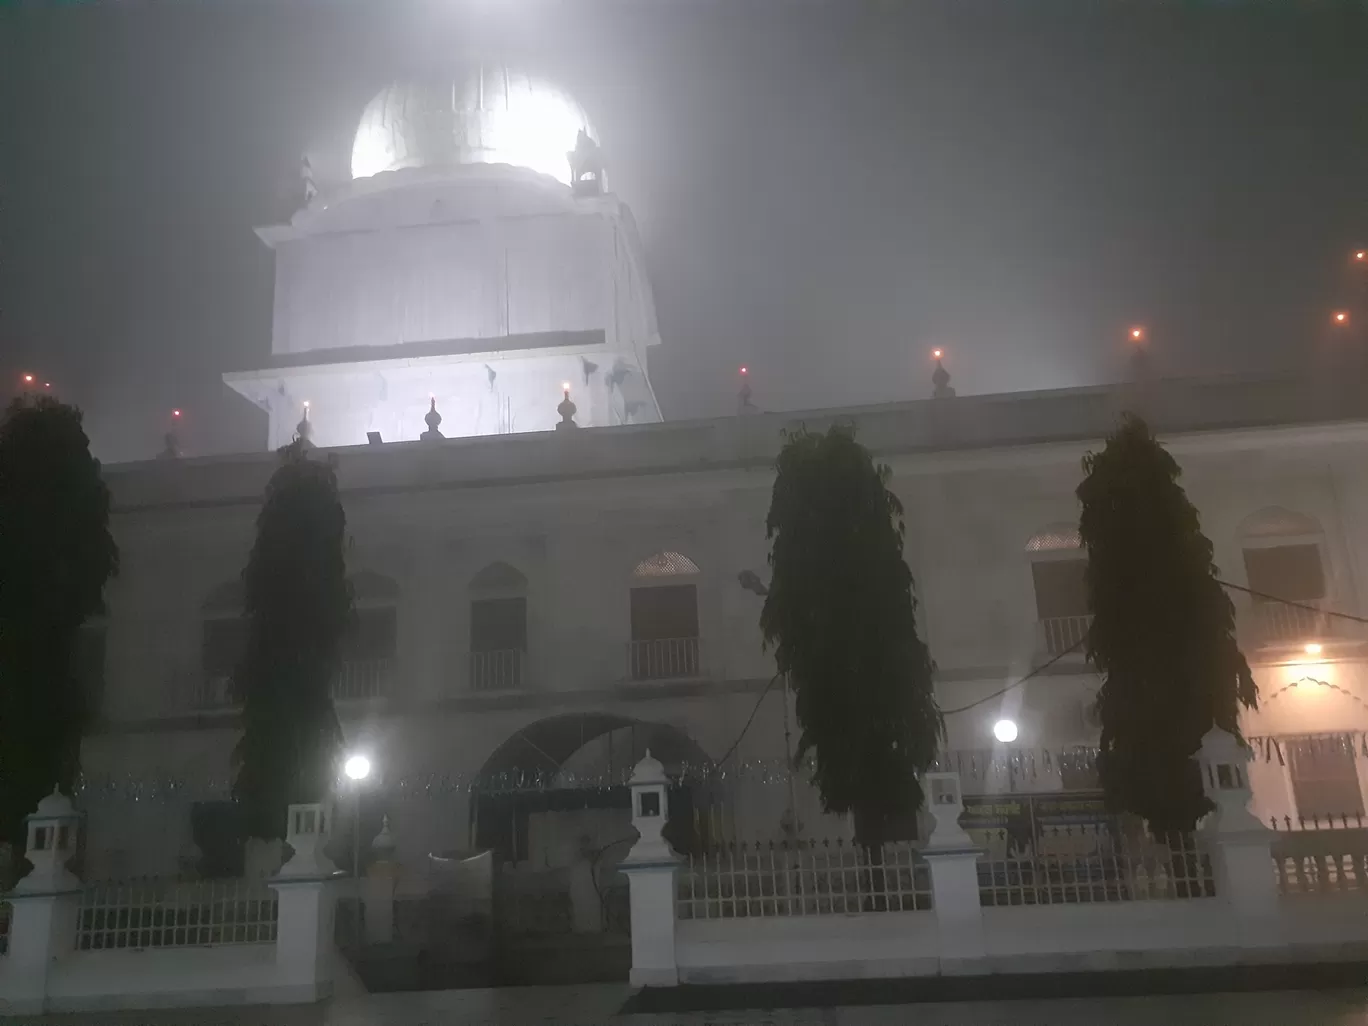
0, 396, 118, 851
1079, 414, 1257, 831
231, 441, 352, 840
760, 425, 942, 849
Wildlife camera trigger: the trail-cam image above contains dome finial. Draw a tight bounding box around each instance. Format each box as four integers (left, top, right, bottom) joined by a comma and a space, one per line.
556, 383, 579, 431
931, 349, 955, 399
295, 403, 314, 448
421, 396, 445, 441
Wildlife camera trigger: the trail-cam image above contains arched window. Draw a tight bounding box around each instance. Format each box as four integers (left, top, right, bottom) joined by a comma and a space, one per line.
1239, 507, 1328, 645
76, 619, 107, 721
199, 581, 246, 710
628, 551, 701, 680
340, 571, 399, 700
1025, 524, 1089, 657
468, 562, 528, 691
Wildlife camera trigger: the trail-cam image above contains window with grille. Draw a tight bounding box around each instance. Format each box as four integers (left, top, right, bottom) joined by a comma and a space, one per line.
1242, 544, 1325, 603
630, 584, 699, 642
201, 617, 247, 679
470, 597, 527, 653
76, 625, 107, 720
344, 606, 398, 660
1030, 559, 1088, 620
1288, 739, 1364, 822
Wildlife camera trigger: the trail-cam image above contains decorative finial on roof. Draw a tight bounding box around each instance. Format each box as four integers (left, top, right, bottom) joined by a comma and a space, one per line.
737, 366, 757, 415
931, 349, 955, 399
295, 403, 314, 448
421, 396, 444, 441
556, 383, 579, 431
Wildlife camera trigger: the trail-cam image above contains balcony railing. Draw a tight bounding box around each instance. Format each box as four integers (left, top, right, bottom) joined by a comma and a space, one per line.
628, 637, 701, 681
332, 657, 392, 701
188, 657, 392, 711
1038, 615, 1092, 658
468, 649, 525, 692
1249, 600, 1333, 647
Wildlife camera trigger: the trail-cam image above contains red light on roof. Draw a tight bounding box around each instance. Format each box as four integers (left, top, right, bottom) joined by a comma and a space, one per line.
22, 373, 33, 384
1130, 326, 1145, 341
1334, 311, 1350, 325
172, 409, 182, 418
931, 348, 943, 360
739, 366, 748, 375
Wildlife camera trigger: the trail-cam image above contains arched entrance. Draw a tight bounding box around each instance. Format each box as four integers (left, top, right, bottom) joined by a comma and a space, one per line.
470, 713, 714, 866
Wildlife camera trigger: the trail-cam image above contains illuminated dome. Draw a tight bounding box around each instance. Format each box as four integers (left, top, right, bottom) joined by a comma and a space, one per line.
351, 67, 598, 187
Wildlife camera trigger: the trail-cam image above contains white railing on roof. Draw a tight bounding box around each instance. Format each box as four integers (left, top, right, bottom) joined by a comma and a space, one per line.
1038, 615, 1092, 658
677, 839, 933, 919
74, 877, 278, 950
627, 637, 701, 681
978, 829, 1213, 905
469, 649, 525, 692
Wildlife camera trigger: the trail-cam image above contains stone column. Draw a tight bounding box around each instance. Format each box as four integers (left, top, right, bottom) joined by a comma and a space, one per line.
0, 789, 84, 1015
1197, 727, 1281, 945
269, 803, 342, 1000
619, 751, 682, 987
920, 772, 986, 964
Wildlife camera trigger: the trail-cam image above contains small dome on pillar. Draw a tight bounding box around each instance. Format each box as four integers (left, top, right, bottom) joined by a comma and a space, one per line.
932, 357, 955, 399
556, 385, 579, 431
35, 785, 76, 819
629, 749, 666, 786
421, 397, 445, 441
295, 405, 314, 447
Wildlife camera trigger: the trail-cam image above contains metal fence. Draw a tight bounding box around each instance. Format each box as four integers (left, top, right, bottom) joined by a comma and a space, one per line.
677, 840, 933, 919
627, 637, 701, 681
74, 877, 278, 950
978, 829, 1214, 905
1274, 851, 1368, 895
1269, 812, 1368, 832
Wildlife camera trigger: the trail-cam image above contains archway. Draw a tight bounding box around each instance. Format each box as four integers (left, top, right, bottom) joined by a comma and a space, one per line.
470, 713, 715, 865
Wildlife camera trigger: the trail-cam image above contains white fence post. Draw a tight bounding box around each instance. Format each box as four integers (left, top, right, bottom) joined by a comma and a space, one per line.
921, 772, 986, 962
0, 789, 84, 1015
619, 751, 681, 987
269, 803, 342, 1001
1197, 727, 1280, 943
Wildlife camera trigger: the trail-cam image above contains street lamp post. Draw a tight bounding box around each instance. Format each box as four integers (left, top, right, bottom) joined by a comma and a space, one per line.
737, 571, 801, 838
343, 752, 372, 940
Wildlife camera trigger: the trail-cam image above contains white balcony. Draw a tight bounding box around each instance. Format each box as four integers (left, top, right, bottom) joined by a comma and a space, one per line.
1038, 615, 1092, 659
468, 649, 526, 692
627, 637, 701, 681
332, 656, 392, 701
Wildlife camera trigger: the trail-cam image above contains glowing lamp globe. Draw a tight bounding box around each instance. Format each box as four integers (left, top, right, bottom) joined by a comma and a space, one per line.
992, 719, 1019, 744
344, 754, 372, 782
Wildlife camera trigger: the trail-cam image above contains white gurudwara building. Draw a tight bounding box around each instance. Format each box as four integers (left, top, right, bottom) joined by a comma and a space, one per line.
76, 64, 1368, 893
223, 65, 661, 450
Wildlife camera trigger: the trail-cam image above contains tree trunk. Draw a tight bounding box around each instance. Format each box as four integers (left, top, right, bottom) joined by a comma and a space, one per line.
853, 809, 888, 911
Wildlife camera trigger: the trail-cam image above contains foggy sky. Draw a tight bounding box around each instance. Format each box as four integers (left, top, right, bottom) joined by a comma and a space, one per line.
2, 0, 1365, 464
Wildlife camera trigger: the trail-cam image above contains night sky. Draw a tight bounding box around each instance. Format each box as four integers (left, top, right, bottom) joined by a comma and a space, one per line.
2, 0, 1365, 463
